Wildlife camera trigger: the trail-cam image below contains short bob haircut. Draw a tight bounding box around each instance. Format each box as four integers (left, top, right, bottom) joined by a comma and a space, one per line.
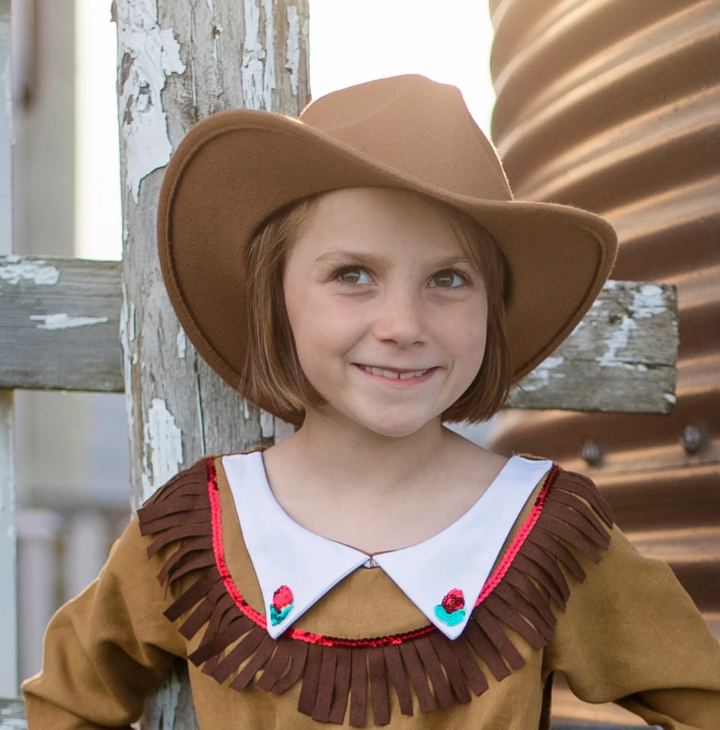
242, 188, 513, 425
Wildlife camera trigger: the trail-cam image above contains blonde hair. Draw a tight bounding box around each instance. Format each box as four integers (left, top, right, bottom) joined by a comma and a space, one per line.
242, 190, 512, 424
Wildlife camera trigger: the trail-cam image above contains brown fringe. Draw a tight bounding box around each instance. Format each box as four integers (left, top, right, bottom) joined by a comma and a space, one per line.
137, 458, 615, 726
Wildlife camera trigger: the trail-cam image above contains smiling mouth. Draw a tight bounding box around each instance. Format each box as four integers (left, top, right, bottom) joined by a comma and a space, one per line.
356, 364, 434, 380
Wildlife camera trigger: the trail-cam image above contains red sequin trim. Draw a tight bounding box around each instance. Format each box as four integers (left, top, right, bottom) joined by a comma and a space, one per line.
208, 458, 267, 628
475, 463, 558, 606
207, 457, 559, 648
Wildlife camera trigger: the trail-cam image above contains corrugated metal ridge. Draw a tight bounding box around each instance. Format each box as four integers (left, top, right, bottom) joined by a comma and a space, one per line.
503, 87, 719, 203
491, 1, 713, 137
488, 13, 720, 714
489, 0, 696, 77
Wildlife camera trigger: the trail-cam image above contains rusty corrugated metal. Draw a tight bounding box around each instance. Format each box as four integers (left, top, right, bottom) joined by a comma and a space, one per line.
488, 0, 720, 723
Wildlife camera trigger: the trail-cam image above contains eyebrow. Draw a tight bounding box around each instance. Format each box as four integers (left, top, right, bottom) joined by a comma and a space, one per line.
314, 250, 476, 269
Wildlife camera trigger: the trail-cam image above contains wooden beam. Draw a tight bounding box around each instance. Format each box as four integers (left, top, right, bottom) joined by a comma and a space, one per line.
0, 256, 123, 392
0, 699, 26, 728
508, 280, 678, 414
0, 255, 678, 414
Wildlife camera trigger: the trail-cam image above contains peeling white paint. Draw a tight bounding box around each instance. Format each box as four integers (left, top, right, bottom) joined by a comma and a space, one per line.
540, 356, 564, 370
205, 0, 214, 12
519, 356, 565, 391
159, 28, 185, 75
260, 408, 274, 438
212, 22, 224, 66
176, 329, 187, 359
116, 0, 186, 202
120, 282, 136, 435
243, 399, 250, 419
30, 313, 109, 330
0, 255, 59, 285
262, 0, 276, 109
242, 0, 275, 110
285, 5, 300, 96
664, 392, 677, 404
598, 285, 667, 370
597, 314, 636, 369
629, 283, 666, 320
142, 398, 184, 502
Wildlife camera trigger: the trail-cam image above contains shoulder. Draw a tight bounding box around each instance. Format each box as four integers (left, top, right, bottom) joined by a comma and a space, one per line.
485, 461, 615, 620
137, 450, 263, 523
137, 456, 212, 533
536, 463, 616, 565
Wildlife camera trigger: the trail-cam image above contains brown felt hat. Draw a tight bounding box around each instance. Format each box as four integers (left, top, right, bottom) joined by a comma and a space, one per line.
158, 74, 617, 421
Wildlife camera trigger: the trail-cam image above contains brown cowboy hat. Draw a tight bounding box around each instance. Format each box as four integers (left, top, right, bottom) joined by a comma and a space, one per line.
158, 74, 617, 422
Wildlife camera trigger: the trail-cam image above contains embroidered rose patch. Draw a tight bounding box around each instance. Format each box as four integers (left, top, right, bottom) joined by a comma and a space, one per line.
270, 585, 294, 626
434, 588, 466, 626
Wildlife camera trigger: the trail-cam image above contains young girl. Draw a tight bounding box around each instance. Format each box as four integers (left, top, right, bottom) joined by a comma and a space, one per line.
22, 75, 720, 729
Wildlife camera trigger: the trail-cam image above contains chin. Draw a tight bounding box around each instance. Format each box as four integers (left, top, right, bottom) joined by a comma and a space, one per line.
357, 409, 437, 439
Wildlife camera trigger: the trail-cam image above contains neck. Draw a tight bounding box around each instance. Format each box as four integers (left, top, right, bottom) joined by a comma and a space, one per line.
271, 410, 451, 501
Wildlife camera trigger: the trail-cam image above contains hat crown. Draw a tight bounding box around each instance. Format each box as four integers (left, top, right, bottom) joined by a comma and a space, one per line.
299, 75, 513, 202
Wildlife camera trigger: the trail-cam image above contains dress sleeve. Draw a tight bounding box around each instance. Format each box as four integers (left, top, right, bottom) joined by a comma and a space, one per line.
21, 514, 187, 729
544, 524, 720, 730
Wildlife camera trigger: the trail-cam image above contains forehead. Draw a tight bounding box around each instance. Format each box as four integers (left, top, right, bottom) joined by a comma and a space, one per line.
290, 186, 469, 261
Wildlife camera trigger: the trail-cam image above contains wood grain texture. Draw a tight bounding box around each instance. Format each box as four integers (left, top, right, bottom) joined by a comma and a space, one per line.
114, 1, 309, 727
0, 698, 26, 729
508, 281, 678, 414
115, 0, 309, 509
1, 256, 679, 414
0, 256, 123, 391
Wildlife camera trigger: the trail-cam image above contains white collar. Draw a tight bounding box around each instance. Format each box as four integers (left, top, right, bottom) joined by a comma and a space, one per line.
222, 452, 552, 640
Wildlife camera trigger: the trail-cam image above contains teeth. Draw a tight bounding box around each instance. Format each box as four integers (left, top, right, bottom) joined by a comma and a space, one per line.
400, 371, 423, 379
360, 366, 429, 379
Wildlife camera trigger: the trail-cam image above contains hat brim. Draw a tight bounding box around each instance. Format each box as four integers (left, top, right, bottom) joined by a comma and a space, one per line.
158, 109, 617, 424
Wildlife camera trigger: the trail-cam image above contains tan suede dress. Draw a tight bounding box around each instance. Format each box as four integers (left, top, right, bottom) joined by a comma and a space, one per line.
22, 454, 720, 729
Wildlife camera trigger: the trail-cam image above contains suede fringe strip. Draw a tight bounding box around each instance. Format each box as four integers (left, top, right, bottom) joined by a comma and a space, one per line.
137, 457, 614, 727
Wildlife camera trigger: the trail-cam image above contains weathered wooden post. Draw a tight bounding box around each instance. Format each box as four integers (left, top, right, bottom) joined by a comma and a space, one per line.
0, 0, 17, 701
114, 0, 309, 724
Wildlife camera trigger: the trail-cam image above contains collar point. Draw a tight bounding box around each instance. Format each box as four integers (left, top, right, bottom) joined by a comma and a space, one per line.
266, 622, 287, 640
431, 619, 470, 641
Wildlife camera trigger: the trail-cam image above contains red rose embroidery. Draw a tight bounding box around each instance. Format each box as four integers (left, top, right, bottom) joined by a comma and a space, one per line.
273, 585, 294, 610
441, 588, 465, 614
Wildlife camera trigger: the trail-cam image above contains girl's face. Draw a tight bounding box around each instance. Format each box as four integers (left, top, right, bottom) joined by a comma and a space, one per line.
283, 187, 488, 438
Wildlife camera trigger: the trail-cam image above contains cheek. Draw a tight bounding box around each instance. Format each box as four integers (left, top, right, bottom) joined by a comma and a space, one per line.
284, 290, 354, 381
444, 301, 488, 361
462, 326, 488, 376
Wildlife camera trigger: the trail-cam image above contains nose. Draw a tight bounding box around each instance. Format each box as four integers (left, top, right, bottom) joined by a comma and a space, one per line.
373, 288, 428, 348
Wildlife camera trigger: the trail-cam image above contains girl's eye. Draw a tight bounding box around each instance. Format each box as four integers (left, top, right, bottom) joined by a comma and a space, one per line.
430, 270, 467, 288
337, 268, 372, 286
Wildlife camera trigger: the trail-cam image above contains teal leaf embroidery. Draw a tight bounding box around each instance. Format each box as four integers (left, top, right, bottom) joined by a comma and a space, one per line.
270, 585, 294, 626
434, 588, 466, 626
434, 604, 466, 626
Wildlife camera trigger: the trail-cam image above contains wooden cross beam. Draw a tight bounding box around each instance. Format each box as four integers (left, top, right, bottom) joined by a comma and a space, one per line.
0, 254, 679, 414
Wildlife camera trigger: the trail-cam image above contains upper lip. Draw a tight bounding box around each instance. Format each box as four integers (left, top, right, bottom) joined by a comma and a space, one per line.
355, 364, 434, 373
